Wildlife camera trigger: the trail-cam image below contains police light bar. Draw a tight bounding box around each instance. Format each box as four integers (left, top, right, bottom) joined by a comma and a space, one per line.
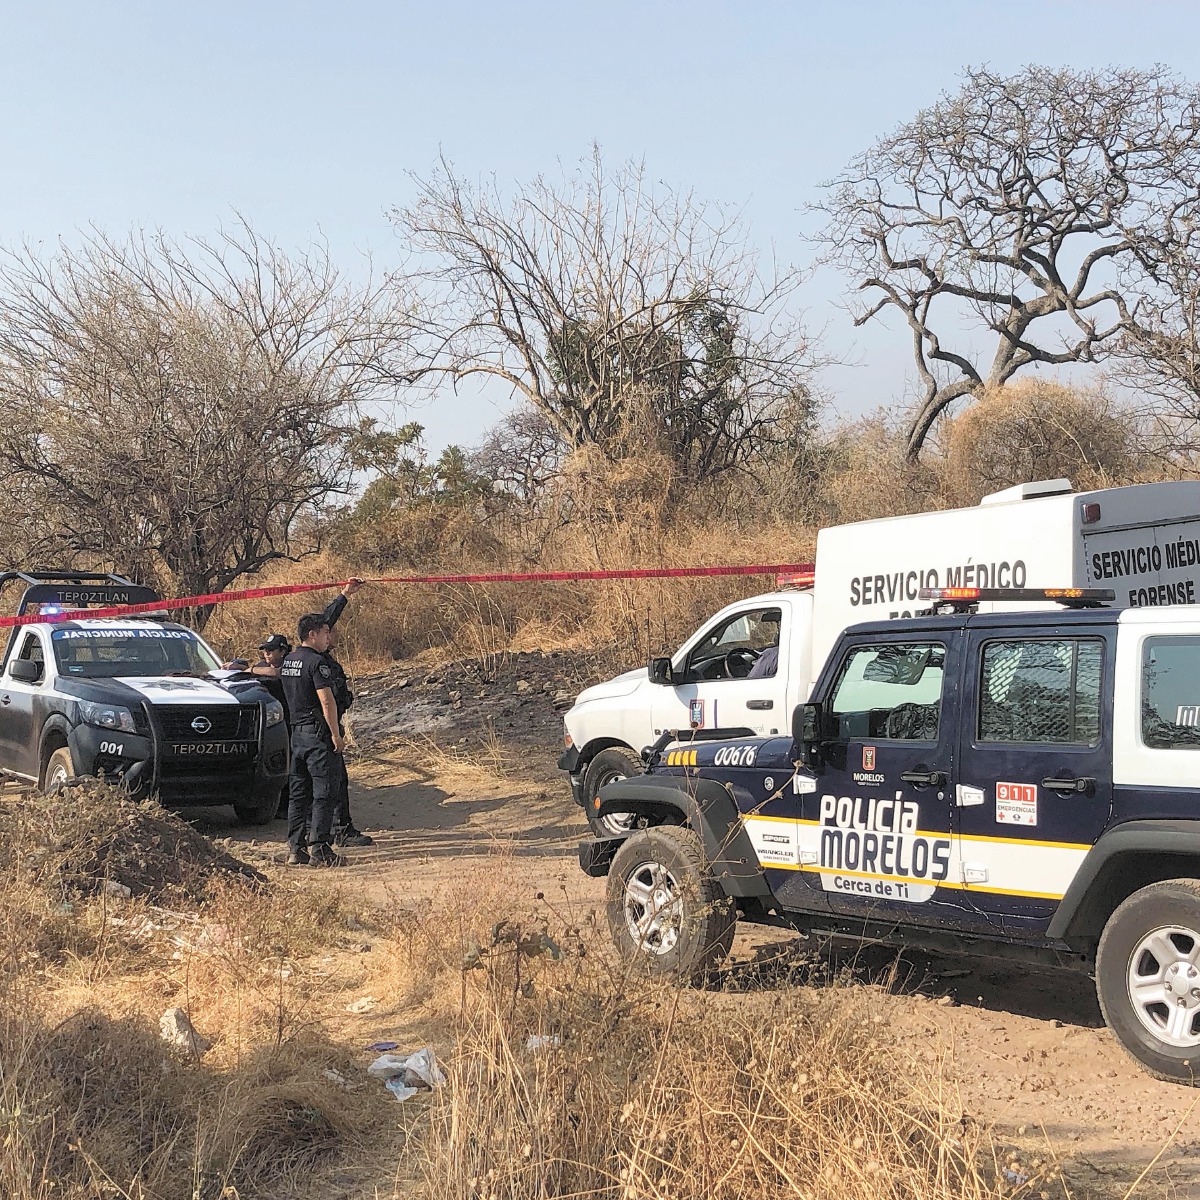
918, 587, 1114, 606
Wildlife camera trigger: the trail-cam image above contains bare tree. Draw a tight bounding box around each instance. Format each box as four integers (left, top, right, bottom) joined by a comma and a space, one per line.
470, 406, 566, 503
815, 65, 1200, 459
0, 223, 414, 622
398, 151, 820, 489
1114, 215, 1200, 459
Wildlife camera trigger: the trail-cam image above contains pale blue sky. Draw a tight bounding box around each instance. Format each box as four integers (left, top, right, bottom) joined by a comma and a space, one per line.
2, 1, 1196, 450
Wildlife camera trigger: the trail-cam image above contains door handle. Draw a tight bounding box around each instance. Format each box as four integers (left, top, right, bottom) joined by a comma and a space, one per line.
0, 695, 9, 706
900, 770, 945, 787
746, 699, 774, 710
1041, 776, 1095, 795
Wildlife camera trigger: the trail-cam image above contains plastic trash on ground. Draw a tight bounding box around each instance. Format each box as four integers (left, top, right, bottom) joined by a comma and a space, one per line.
384, 1077, 420, 1102
367, 1046, 446, 1101
525, 1034, 562, 1052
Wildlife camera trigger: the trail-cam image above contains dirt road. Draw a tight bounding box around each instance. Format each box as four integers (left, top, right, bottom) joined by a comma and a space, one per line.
189, 654, 1200, 1195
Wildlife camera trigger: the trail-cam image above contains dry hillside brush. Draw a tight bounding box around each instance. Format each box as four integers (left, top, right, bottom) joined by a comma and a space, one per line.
208, 381, 1166, 676
0, 784, 1114, 1200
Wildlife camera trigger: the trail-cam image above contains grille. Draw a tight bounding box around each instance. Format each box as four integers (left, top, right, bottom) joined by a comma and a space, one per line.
154, 705, 258, 741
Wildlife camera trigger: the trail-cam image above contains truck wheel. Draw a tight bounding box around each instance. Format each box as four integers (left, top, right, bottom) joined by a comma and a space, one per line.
584, 747, 643, 837
1096, 880, 1200, 1084
234, 785, 283, 826
43, 747, 75, 793
606, 826, 735, 984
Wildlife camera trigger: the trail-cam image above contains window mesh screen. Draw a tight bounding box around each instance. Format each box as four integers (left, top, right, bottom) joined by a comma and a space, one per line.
979, 640, 1101, 745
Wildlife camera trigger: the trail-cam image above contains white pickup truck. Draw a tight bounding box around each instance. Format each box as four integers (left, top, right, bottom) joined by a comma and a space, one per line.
560, 478, 1200, 833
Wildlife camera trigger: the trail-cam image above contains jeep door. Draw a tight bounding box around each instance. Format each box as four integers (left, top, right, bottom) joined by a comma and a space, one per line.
775, 631, 967, 926
0, 631, 48, 780
953, 623, 1115, 932
652, 604, 791, 738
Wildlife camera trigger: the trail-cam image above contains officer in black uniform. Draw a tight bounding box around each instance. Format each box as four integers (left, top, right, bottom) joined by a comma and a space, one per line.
325, 623, 374, 847
251, 633, 292, 722
280, 613, 345, 867
315, 580, 374, 848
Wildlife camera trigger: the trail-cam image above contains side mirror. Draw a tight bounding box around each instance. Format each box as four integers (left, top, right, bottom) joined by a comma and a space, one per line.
10, 659, 42, 684
648, 657, 675, 686
791, 701, 826, 767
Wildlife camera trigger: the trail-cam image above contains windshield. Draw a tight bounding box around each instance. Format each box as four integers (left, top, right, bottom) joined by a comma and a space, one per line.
51, 627, 222, 679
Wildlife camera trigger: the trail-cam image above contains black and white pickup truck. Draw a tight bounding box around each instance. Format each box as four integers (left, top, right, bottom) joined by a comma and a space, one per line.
579, 587, 1200, 1083
0, 572, 288, 823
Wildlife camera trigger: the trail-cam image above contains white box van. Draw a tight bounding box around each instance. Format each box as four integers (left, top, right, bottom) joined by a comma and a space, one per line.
560, 479, 1200, 833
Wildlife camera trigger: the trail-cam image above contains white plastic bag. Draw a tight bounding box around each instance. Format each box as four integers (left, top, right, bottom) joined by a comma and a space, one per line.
367, 1046, 446, 1100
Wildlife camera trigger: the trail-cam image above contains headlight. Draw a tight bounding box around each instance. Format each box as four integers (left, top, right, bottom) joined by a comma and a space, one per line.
78, 700, 137, 733
264, 699, 285, 727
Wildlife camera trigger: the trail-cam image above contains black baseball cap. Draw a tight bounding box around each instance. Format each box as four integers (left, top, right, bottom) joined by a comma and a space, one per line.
259, 633, 292, 652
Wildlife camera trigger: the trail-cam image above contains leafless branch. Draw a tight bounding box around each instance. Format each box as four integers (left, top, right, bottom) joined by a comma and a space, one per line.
0, 222, 418, 620
813, 65, 1200, 459
397, 149, 823, 488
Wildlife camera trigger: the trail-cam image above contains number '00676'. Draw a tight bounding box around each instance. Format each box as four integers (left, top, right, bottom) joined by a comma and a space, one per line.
99, 741, 124, 756
713, 745, 758, 767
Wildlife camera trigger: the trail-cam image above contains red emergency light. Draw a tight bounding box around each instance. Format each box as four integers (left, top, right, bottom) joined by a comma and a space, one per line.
775, 571, 815, 589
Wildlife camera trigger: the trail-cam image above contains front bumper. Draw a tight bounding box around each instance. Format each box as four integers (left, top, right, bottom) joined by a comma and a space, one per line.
558, 744, 585, 807
578, 836, 623, 877
67, 708, 289, 806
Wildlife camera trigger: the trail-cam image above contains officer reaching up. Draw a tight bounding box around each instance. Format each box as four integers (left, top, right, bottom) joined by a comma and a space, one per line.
281, 613, 346, 867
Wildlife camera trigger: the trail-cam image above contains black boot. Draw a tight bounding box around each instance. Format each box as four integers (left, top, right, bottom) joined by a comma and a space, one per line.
307, 842, 347, 868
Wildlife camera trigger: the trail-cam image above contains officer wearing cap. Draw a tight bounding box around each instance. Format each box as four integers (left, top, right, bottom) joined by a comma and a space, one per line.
280, 614, 345, 867
251, 633, 292, 721
255, 632, 292, 673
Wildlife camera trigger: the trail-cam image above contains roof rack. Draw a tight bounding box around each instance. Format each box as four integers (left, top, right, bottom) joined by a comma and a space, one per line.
0, 570, 160, 616
918, 586, 1114, 613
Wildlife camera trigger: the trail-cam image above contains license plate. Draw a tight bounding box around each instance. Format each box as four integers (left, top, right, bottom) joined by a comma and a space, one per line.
170, 742, 250, 757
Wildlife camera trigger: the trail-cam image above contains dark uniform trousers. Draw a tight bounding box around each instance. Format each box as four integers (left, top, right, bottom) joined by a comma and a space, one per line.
287, 723, 338, 853
332, 722, 351, 832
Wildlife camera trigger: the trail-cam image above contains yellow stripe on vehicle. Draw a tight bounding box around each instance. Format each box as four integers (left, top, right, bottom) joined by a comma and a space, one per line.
741, 815, 1091, 853
793, 863, 1066, 901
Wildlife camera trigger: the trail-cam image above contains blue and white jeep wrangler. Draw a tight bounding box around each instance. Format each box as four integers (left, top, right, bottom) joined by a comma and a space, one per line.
578, 588, 1200, 1083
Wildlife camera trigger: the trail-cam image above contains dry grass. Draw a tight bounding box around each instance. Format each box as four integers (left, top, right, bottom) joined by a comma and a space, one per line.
411, 915, 1073, 1200
0, 783, 1151, 1199
0, 781, 398, 1200
206, 514, 816, 680
389, 727, 514, 781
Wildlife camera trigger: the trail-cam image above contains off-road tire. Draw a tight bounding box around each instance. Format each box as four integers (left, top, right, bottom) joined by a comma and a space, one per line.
43, 747, 75, 793
606, 825, 735, 984
584, 747, 643, 837
234, 784, 283, 826
1096, 879, 1200, 1084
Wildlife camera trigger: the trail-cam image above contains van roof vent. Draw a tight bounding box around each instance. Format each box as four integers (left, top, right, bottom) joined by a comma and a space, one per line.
978, 479, 1074, 506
